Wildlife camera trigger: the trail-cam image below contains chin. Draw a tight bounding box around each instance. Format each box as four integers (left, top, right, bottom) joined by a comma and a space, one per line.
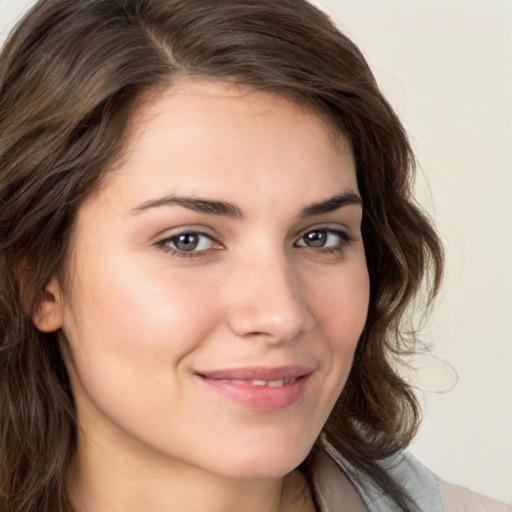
212, 437, 313, 480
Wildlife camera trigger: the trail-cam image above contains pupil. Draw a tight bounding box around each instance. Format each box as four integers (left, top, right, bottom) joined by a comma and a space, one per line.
175, 234, 198, 251
305, 230, 326, 247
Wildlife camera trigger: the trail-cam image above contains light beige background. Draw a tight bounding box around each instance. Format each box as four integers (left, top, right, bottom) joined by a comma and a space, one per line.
2, 0, 511, 504
314, 1, 512, 503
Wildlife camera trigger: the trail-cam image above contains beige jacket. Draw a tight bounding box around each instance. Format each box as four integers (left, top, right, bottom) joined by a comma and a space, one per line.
312, 443, 511, 512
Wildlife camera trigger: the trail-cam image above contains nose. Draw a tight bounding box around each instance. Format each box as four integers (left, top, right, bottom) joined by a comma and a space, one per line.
225, 250, 314, 343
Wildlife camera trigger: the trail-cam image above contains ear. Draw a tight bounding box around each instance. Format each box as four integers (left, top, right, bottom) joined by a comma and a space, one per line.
32, 276, 64, 333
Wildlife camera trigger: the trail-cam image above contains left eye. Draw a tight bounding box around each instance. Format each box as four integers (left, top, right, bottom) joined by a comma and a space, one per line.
160, 232, 216, 252
295, 228, 348, 248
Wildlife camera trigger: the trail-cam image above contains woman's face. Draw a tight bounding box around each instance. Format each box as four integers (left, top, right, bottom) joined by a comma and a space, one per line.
52, 81, 369, 480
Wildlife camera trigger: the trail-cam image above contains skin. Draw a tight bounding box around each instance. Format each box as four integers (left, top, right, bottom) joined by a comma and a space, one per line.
37, 80, 370, 512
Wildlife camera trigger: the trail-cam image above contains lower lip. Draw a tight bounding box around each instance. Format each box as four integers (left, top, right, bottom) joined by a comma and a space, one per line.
197, 374, 312, 411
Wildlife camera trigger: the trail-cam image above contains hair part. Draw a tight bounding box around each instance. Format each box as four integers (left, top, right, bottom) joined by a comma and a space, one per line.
0, 1, 443, 511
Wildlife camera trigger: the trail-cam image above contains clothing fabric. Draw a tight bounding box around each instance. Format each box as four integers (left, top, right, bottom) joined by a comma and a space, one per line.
311, 442, 511, 512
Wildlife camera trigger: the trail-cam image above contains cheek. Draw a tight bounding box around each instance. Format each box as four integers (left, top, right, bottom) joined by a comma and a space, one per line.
60, 257, 227, 446
311, 261, 370, 354
301, 258, 369, 408
61, 255, 224, 387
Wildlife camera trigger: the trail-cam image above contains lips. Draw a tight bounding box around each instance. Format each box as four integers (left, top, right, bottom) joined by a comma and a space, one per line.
196, 365, 314, 411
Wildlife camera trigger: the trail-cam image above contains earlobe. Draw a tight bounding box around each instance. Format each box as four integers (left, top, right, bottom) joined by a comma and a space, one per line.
32, 276, 64, 333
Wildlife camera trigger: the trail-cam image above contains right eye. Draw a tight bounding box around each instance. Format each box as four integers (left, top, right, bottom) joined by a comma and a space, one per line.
156, 231, 222, 257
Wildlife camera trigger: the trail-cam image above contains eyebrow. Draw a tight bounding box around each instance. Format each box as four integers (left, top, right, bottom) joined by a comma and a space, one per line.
131, 191, 362, 219
297, 192, 363, 219
131, 196, 244, 218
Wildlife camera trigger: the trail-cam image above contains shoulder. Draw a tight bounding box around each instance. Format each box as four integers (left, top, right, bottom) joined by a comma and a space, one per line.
314, 441, 511, 512
436, 477, 512, 512
314, 443, 443, 511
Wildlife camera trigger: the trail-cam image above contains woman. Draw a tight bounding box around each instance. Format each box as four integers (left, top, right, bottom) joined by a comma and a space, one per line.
0, 1, 509, 511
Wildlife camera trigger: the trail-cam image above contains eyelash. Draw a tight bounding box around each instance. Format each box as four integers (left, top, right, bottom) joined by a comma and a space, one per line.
295, 228, 355, 257
156, 227, 355, 259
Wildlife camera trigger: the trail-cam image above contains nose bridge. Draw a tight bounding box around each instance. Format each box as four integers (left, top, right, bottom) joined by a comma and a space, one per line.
226, 245, 313, 341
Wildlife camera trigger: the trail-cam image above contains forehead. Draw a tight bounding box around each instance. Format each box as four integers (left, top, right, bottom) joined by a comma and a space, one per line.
91, 80, 357, 215
123, 80, 350, 163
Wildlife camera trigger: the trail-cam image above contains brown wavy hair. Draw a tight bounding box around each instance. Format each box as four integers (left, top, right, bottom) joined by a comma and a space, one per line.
0, 1, 443, 511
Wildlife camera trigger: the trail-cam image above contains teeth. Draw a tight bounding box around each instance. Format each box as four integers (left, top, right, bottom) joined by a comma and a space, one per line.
212, 377, 298, 387
249, 377, 296, 387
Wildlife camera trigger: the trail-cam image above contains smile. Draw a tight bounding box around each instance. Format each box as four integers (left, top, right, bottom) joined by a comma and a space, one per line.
196, 366, 314, 411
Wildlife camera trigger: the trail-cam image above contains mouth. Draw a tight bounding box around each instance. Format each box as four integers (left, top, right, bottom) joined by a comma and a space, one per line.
195, 365, 314, 411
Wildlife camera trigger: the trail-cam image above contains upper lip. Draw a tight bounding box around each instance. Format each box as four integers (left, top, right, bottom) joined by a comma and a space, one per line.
197, 365, 315, 381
